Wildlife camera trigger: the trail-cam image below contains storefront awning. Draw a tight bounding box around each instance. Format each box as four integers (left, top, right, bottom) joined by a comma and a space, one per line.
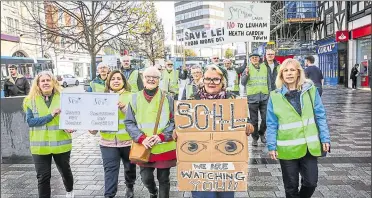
36, 58, 53, 64
0, 56, 35, 65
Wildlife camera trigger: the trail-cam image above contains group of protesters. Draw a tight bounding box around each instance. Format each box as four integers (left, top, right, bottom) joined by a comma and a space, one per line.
22, 50, 330, 198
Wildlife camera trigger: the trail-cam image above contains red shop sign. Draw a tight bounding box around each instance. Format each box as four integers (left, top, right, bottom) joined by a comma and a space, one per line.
351, 24, 371, 39
335, 31, 349, 42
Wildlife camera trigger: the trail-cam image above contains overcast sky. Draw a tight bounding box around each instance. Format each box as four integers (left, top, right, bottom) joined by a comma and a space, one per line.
155, 1, 175, 42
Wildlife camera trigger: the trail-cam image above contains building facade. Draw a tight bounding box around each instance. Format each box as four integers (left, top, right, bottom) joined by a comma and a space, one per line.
347, 1, 371, 89
174, 1, 228, 58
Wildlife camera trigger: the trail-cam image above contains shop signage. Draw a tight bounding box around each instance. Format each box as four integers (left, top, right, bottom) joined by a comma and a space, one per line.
335, 31, 349, 42
352, 24, 372, 39
317, 43, 337, 55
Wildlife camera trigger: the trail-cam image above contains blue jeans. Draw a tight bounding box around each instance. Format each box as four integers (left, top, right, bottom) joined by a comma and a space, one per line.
191, 191, 235, 198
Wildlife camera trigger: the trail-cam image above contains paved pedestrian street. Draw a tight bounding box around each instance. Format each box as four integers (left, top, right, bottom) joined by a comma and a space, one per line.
1, 87, 371, 198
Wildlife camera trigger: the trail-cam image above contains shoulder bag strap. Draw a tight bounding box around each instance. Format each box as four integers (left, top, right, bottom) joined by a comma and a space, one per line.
153, 91, 166, 135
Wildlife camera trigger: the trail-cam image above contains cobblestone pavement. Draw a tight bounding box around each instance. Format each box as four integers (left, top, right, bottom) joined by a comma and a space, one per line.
1, 87, 371, 198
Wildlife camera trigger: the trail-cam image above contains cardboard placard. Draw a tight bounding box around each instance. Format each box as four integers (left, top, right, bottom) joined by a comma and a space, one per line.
174, 99, 248, 132
177, 162, 248, 191
176, 131, 248, 162
59, 93, 119, 131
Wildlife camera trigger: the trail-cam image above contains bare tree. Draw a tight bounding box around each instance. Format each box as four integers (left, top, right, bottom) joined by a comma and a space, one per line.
130, 3, 165, 66
21, 1, 150, 79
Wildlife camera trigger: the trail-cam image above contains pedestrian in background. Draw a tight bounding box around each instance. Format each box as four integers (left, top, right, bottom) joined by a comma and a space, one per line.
181, 65, 203, 100
266, 59, 330, 198
89, 70, 136, 198
87, 62, 109, 92
224, 59, 240, 95
125, 66, 176, 198
4, 64, 30, 97
120, 55, 143, 93
173, 64, 255, 198
160, 60, 180, 99
350, 64, 359, 90
241, 53, 271, 146
304, 55, 324, 96
263, 49, 281, 91
23, 71, 75, 198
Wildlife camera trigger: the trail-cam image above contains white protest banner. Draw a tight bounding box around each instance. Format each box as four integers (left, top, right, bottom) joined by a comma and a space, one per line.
102, 55, 118, 68
59, 93, 119, 131
183, 28, 225, 49
224, 3, 271, 42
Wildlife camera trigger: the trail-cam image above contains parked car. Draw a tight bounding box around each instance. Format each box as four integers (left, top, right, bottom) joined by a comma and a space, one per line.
57, 74, 80, 88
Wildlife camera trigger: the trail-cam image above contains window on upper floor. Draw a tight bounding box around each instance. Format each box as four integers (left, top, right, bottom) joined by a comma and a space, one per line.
7, 17, 14, 34
325, 12, 334, 36
14, 19, 19, 35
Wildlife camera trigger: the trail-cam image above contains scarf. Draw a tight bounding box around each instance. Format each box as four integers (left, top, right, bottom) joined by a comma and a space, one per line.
198, 87, 226, 100
143, 87, 159, 102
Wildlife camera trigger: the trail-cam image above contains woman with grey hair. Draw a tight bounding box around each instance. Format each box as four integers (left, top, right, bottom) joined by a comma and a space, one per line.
125, 66, 176, 198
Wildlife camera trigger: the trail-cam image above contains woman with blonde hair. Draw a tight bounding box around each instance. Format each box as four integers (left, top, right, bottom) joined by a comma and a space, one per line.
89, 70, 137, 198
23, 71, 75, 198
266, 59, 330, 198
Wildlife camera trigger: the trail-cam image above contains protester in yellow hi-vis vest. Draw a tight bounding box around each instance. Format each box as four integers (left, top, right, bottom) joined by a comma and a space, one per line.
120, 55, 143, 93
88, 70, 136, 198
266, 59, 330, 198
160, 60, 179, 99
87, 62, 109, 92
125, 66, 176, 198
241, 53, 271, 146
23, 71, 75, 198
180, 65, 203, 100
223, 58, 240, 95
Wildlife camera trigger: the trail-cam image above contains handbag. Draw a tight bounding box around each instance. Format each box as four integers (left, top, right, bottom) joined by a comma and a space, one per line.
307, 91, 329, 157
129, 91, 166, 163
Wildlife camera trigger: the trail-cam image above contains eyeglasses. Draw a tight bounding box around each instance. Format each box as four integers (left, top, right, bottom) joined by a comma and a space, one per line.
203, 77, 221, 84
212, 57, 219, 60
267, 54, 275, 56
145, 76, 160, 80
167, 64, 173, 66
191, 71, 202, 75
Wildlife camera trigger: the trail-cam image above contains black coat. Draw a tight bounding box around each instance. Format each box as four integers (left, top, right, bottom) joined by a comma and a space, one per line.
3, 74, 30, 97
350, 67, 358, 80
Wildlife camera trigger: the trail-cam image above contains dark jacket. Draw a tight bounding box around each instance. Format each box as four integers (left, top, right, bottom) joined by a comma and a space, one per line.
3, 74, 30, 97
350, 67, 358, 80
120, 67, 144, 91
263, 59, 281, 91
179, 68, 189, 80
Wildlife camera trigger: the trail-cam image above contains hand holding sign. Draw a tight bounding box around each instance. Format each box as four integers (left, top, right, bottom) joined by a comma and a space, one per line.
52, 108, 61, 117
245, 123, 254, 136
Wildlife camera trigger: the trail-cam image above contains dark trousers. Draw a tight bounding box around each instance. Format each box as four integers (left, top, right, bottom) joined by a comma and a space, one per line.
352, 78, 357, 89
191, 191, 235, 198
279, 151, 318, 198
100, 146, 137, 198
249, 100, 268, 140
32, 151, 73, 198
140, 167, 171, 198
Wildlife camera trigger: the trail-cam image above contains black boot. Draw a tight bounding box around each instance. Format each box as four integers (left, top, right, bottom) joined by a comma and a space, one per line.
299, 185, 316, 198
125, 186, 134, 198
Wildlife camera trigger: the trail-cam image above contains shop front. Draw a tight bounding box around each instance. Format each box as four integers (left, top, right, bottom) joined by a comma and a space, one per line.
351, 24, 371, 88
317, 38, 338, 86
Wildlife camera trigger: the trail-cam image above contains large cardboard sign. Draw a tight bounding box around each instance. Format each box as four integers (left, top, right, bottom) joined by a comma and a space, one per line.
175, 99, 249, 192
59, 93, 119, 131
183, 28, 225, 49
174, 99, 249, 132
224, 3, 271, 42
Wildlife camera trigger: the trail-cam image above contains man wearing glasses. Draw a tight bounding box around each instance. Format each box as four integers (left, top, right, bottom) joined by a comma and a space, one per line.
87, 62, 109, 92
120, 56, 143, 93
241, 53, 271, 147
3, 65, 30, 97
160, 60, 180, 99
223, 59, 240, 96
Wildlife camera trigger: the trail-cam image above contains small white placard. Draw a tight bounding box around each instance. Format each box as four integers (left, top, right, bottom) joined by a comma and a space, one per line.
59, 93, 119, 131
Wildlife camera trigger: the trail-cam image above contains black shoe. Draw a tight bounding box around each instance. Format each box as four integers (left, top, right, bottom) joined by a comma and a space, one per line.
260, 135, 267, 143
125, 187, 134, 198
252, 139, 258, 146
